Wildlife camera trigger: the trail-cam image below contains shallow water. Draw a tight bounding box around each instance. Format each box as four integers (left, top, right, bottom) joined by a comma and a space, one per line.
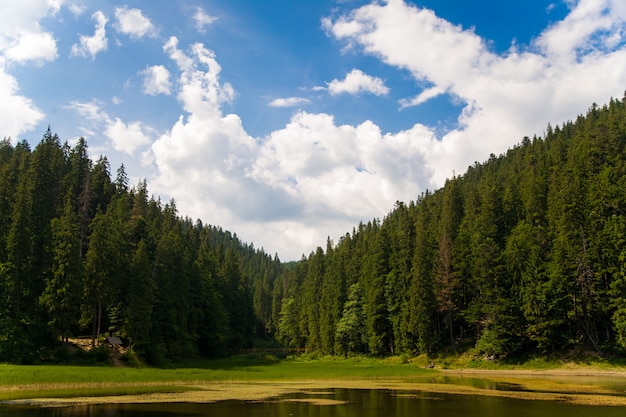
2, 387, 625, 417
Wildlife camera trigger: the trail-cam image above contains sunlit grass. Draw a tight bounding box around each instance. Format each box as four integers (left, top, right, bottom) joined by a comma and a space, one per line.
0, 385, 194, 401
0, 355, 435, 401
2, 353, 624, 403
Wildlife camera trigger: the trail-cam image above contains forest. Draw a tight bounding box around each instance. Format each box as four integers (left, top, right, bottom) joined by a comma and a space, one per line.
1, 95, 626, 364
0, 132, 282, 364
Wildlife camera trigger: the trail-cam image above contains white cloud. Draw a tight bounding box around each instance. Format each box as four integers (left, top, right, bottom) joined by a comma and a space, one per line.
70, 10, 108, 59
65, 99, 108, 123
536, 0, 626, 62
0, 1, 60, 65
399, 85, 446, 109
328, 69, 389, 96
163, 37, 234, 117
141, 1, 626, 260
249, 112, 434, 220
148, 38, 434, 259
9, 0, 605, 261
141, 65, 171, 96
69, 4, 87, 17
66, 99, 154, 155
114, 6, 156, 39
0, 68, 45, 138
325, 0, 626, 186
163, 36, 193, 71
268, 97, 310, 107
105, 118, 153, 154
193, 7, 218, 32
4, 31, 58, 65
0, 1, 63, 137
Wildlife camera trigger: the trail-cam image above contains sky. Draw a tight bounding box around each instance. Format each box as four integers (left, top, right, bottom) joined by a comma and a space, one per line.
1, 0, 626, 261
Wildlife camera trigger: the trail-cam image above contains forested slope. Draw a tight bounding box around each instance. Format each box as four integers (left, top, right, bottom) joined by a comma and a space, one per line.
2, 96, 626, 364
271, 96, 626, 358
0, 132, 281, 364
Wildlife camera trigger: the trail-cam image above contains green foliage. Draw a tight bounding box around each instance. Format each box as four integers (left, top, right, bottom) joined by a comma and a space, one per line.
335, 283, 366, 356
269, 95, 626, 359
0, 131, 282, 364
2, 95, 626, 363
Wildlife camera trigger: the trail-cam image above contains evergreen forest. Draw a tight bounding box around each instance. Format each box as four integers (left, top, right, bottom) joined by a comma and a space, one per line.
2, 96, 626, 363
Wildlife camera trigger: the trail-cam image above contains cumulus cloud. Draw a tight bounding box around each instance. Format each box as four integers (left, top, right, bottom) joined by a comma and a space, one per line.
66, 99, 154, 155
4, 31, 58, 65
0, 1, 61, 137
114, 6, 156, 39
324, 0, 626, 185
268, 97, 310, 107
249, 112, 434, 219
151, 38, 253, 201
0, 1, 59, 65
328, 69, 389, 96
70, 10, 108, 59
162, 37, 235, 117
536, 0, 626, 62
105, 118, 153, 154
147, 38, 434, 258
141, 65, 172, 95
193, 7, 218, 32
0, 68, 45, 138
149, 0, 626, 260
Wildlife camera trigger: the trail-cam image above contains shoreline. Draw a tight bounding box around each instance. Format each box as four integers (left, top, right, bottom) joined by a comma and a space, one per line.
440, 367, 626, 377
3, 368, 626, 408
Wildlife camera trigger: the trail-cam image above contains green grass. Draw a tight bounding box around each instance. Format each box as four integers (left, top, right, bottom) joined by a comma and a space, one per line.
0, 385, 194, 401
0, 355, 437, 401
0, 355, 434, 387
2, 353, 624, 402
410, 349, 626, 371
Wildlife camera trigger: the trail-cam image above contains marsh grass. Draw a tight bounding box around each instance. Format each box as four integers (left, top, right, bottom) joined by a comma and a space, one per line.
0, 355, 434, 401
2, 354, 625, 403
0, 385, 194, 401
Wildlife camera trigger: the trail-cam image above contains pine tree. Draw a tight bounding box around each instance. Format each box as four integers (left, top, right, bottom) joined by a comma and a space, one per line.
40, 197, 82, 344
335, 283, 366, 357
362, 222, 391, 355
406, 198, 436, 354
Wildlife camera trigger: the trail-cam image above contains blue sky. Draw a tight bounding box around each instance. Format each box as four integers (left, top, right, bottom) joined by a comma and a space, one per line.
1, 0, 626, 260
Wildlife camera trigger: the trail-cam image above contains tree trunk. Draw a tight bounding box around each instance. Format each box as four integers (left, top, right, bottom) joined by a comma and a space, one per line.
96, 302, 102, 346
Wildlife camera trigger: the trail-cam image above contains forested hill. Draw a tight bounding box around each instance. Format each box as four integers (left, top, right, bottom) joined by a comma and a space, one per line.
271, 96, 626, 358
0, 132, 282, 364
2, 96, 626, 365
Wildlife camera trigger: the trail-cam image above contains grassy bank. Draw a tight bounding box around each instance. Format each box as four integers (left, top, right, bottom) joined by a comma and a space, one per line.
409, 350, 626, 372
1, 354, 625, 405
0, 355, 434, 401
0, 355, 433, 384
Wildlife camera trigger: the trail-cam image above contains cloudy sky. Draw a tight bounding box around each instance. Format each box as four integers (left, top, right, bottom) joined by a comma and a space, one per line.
2, 0, 626, 260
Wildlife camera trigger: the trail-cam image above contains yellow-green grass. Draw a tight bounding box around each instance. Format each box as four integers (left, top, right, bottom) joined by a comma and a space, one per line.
0, 356, 433, 401
1, 355, 625, 404
0, 385, 195, 401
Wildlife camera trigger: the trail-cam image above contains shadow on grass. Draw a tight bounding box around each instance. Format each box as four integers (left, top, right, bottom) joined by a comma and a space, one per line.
162, 352, 292, 370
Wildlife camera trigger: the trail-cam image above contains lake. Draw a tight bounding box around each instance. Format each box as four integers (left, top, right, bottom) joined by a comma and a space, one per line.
2, 385, 625, 417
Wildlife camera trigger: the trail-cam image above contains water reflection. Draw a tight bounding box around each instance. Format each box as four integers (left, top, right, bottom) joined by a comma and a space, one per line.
2, 388, 626, 417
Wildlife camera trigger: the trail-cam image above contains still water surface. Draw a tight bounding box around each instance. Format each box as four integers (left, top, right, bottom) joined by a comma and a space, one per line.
1, 388, 625, 417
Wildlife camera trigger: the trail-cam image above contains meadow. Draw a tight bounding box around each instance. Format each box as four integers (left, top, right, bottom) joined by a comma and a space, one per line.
1, 354, 626, 406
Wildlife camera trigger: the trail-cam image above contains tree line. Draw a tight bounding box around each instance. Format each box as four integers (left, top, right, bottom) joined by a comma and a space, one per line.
0, 131, 281, 364
271, 96, 626, 358
2, 95, 626, 364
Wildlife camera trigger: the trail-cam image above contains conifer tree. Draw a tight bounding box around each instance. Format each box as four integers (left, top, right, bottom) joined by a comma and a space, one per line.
40, 196, 82, 344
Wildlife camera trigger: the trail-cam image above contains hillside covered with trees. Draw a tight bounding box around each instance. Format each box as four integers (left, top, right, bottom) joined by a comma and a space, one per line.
0, 132, 281, 364
271, 96, 626, 358
2, 95, 626, 364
